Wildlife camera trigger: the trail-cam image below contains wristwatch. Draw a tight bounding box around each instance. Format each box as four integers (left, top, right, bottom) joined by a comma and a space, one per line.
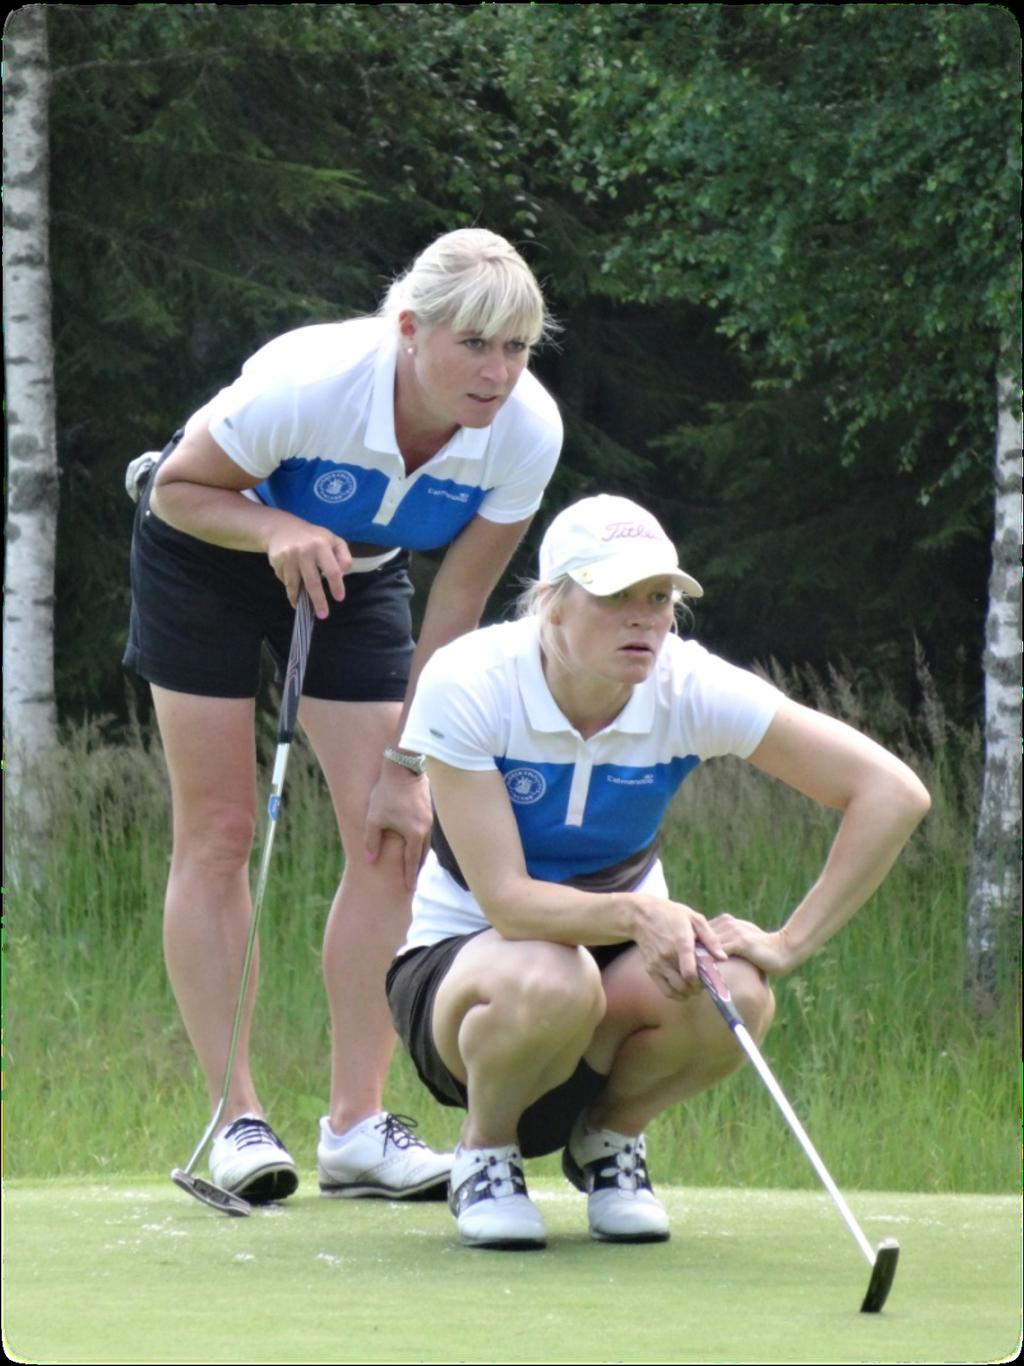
383, 746, 427, 776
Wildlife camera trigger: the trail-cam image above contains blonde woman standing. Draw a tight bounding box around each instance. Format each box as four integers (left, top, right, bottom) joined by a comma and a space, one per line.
125, 230, 562, 1203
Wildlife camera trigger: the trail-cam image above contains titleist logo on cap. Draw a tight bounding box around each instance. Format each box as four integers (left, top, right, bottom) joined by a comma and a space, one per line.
601, 521, 663, 543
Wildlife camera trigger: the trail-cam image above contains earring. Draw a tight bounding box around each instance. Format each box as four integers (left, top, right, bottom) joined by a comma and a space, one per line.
406, 346, 415, 355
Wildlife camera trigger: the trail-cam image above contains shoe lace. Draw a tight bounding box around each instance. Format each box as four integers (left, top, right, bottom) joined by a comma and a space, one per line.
596, 1138, 650, 1193
470, 1153, 527, 1202
224, 1117, 282, 1151
375, 1113, 428, 1154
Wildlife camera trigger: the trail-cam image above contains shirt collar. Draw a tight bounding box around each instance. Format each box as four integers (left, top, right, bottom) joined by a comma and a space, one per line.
365, 330, 492, 463
515, 619, 659, 738
365, 331, 401, 455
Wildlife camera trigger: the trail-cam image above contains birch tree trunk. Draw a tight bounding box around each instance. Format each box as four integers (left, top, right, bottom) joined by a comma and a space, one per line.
3, 5, 59, 885
965, 362, 1023, 1008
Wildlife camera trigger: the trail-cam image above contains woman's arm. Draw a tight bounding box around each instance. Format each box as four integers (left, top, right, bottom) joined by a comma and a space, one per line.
711, 696, 931, 974
151, 419, 350, 616
400, 513, 534, 738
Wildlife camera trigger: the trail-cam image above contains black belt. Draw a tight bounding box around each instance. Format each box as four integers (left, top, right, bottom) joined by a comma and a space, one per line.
346, 540, 398, 558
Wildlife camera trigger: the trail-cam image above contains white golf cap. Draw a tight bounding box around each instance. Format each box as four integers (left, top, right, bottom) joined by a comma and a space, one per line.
538, 494, 703, 599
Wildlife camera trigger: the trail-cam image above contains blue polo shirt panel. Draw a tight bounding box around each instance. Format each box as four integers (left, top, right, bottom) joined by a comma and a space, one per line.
204, 318, 561, 552
253, 460, 490, 551
494, 754, 699, 883
498, 628, 703, 882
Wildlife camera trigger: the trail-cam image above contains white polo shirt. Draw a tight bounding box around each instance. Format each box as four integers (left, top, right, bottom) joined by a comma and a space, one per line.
400, 617, 782, 948
200, 318, 562, 560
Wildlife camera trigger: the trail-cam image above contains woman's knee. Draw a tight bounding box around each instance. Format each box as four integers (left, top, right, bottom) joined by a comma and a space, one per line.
727, 959, 776, 1040
172, 799, 257, 873
501, 943, 605, 1034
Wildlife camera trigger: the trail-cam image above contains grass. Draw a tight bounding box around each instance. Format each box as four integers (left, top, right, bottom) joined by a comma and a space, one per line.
3, 662, 1020, 1193
3, 1179, 1020, 1364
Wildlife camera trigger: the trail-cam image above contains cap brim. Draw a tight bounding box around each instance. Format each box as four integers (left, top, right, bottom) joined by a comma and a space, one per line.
569, 558, 703, 599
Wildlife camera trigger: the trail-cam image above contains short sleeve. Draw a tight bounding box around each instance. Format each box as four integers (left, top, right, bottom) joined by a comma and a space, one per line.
676, 646, 782, 760
206, 375, 300, 480
401, 640, 505, 772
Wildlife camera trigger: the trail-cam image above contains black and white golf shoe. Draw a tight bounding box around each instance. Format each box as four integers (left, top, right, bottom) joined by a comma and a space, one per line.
448, 1143, 546, 1249
563, 1120, 670, 1243
209, 1114, 299, 1204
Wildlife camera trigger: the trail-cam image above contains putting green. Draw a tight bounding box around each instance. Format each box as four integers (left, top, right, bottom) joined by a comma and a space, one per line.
3, 1179, 1019, 1364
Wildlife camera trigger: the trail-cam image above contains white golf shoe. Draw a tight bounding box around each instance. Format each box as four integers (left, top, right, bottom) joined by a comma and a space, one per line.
208, 1114, 299, 1204
317, 1112, 452, 1200
563, 1120, 670, 1243
448, 1143, 547, 1249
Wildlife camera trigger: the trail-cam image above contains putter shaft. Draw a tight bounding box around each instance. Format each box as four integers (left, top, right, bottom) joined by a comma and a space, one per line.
695, 948, 899, 1313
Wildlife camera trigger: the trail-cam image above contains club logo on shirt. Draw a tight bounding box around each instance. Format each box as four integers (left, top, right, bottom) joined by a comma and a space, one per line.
504, 767, 546, 805
314, 470, 357, 503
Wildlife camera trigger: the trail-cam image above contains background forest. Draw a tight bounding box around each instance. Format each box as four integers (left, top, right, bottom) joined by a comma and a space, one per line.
39, 3, 1012, 727
3, 4, 1020, 1194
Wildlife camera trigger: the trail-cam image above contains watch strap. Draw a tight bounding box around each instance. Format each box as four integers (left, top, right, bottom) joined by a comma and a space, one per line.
383, 746, 427, 776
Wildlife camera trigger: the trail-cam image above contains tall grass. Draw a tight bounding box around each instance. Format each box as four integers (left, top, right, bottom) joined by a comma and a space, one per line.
5, 662, 1019, 1191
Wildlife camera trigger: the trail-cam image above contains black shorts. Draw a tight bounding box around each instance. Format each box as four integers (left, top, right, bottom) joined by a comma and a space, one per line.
386, 934, 632, 1159
123, 443, 415, 701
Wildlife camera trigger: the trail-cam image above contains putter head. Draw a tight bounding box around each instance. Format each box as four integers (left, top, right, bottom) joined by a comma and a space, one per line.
171, 1168, 251, 1217
860, 1238, 900, 1313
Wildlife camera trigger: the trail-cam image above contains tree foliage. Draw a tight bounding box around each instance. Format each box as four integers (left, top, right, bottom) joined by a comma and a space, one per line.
501, 4, 1018, 474
44, 4, 1016, 729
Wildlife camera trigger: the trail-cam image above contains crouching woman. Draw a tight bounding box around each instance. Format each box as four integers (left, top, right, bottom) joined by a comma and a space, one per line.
386, 495, 930, 1249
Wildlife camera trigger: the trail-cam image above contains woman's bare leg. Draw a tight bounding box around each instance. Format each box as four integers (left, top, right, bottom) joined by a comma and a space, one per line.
153, 686, 263, 1119
299, 698, 419, 1133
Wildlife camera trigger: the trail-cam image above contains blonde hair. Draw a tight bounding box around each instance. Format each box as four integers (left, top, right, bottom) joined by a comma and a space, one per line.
380, 229, 553, 345
515, 575, 577, 673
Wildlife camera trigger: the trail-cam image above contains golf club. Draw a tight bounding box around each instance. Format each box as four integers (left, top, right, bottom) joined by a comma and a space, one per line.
695, 947, 900, 1313
171, 588, 315, 1216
